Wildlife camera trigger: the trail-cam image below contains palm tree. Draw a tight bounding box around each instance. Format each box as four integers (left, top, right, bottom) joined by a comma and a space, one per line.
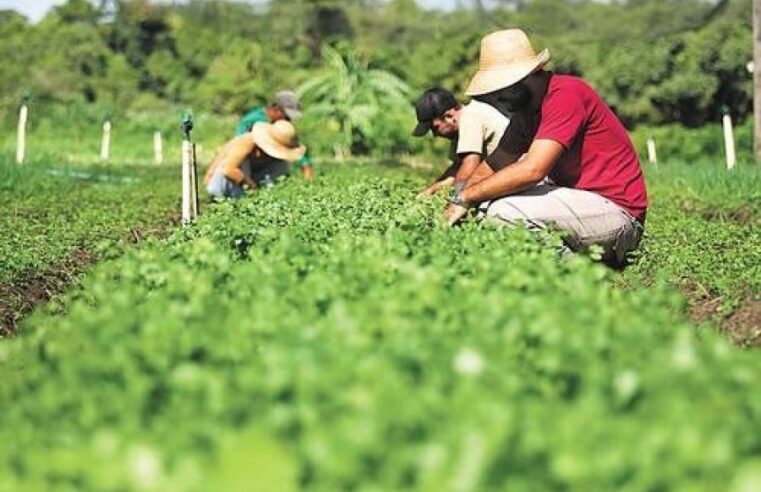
298, 44, 412, 159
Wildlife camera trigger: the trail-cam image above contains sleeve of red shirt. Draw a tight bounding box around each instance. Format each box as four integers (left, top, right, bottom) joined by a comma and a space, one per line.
535, 90, 585, 150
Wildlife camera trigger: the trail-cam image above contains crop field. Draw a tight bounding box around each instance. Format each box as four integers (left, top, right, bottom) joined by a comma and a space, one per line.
0, 155, 181, 335
622, 162, 761, 343
1, 155, 760, 490
3, 1, 761, 490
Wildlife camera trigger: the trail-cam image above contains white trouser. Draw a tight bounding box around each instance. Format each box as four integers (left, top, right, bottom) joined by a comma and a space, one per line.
479, 184, 644, 264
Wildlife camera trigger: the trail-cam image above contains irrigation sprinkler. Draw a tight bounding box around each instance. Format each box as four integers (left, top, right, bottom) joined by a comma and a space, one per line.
646, 136, 657, 166
154, 131, 163, 165
181, 114, 200, 225
16, 103, 28, 165
100, 119, 112, 162
721, 106, 736, 170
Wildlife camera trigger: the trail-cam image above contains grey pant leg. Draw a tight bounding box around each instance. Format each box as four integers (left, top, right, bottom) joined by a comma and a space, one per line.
480, 185, 643, 262
250, 159, 289, 185
206, 170, 244, 198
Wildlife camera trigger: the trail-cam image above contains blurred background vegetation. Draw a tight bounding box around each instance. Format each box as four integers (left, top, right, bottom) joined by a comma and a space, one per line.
0, 0, 754, 161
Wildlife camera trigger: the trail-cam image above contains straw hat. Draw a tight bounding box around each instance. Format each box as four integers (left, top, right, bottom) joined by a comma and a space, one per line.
251, 121, 306, 161
465, 29, 550, 96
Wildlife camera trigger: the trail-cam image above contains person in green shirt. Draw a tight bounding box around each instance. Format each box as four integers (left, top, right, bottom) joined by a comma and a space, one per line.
237, 90, 314, 179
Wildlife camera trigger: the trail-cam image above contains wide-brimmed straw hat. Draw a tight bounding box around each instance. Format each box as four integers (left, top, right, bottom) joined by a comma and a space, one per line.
465, 29, 550, 96
251, 121, 306, 161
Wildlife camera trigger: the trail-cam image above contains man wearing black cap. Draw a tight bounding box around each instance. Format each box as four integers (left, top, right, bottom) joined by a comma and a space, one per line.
412, 88, 509, 197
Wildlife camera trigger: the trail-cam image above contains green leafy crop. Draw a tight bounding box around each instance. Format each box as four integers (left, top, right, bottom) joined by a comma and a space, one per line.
0, 156, 178, 285
1, 163, 760, 491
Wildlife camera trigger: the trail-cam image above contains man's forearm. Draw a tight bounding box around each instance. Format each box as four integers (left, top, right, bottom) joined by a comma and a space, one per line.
223, 163, 245, 184
460, 140, 563, 204
462, 161, 495, 190
453, 153, 482, 186
462, 160, 544, 204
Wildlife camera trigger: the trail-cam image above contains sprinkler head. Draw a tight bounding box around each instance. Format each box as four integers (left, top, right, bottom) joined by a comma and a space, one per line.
181, 114, 194, 140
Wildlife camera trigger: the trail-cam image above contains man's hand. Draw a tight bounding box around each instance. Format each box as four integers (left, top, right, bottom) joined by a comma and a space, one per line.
302, 165, 315, 180
243, 177, 258, 191
417, 184, 439, 199
417, 177, 454, 199
444, 203, 470, 226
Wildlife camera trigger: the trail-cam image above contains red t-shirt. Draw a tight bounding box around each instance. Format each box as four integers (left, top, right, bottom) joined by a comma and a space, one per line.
535, 75, 648, 220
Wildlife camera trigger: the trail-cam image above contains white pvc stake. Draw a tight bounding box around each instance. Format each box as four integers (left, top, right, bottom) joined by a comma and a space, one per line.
182, 139, 193, 225
646, 137, 657, 166
190, 143, 199, 219
154, 131, 163, 164
100, 120, 111, 162
723, 113, 736, 170
16, 105, 27, 164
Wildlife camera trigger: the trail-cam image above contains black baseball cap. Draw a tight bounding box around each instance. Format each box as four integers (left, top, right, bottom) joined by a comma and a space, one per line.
412, 88, 458, 137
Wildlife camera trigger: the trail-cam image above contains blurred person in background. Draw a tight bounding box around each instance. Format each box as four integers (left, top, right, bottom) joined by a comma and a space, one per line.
237, 90, 314, 180
205, 120, 305, 199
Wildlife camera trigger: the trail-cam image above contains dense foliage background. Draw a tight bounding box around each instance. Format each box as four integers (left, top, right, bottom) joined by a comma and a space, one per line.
0, 0, 755, 158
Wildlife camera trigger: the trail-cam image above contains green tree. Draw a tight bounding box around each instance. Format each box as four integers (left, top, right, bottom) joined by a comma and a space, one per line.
52, 0, 102, 25
298, 44, 412, 157
194, 44, 267, 114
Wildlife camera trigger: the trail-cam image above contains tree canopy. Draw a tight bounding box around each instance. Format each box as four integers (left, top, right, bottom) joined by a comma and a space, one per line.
0, 0, 752, 131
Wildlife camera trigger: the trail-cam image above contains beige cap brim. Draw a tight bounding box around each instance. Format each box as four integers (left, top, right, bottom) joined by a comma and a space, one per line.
252, 124, 306, 161
465, 49, 551, 96
282, 107, 302, 121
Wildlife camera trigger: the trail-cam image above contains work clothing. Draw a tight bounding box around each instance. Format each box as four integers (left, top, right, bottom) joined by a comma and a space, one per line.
456, 100, 509, 157
206, 157, 289, 198
236, 106, 312, 169
236, 107, 268, 136
534, 75, 648, 221
480, 184, 643, 264
203, 132, 293, 199
481, 73, 648, 261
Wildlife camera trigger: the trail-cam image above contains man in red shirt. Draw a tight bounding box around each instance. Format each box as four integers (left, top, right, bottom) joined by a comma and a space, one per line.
446, 29, 648, 265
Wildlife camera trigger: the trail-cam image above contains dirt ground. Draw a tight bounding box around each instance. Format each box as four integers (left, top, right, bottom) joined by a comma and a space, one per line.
0, 217, 178, 337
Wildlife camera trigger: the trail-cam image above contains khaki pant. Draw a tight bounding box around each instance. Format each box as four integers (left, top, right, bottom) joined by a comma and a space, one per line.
478, 184, 644, 265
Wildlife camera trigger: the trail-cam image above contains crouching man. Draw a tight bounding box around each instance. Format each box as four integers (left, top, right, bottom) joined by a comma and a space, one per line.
237, 90, 314, 180
446, 29, 648, 266
411, 88, 508, 197
204, 120, 305, 199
